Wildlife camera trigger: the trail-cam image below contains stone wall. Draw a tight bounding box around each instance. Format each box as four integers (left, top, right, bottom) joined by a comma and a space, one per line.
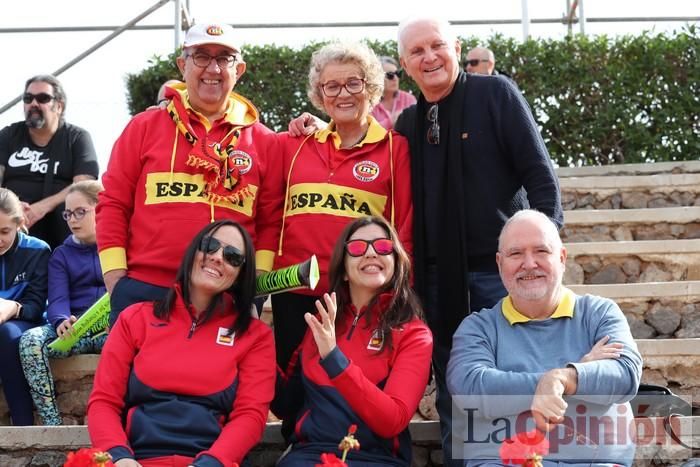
564, 253, 700, 286
620, 298, 700, 339
561, 190, 700, 210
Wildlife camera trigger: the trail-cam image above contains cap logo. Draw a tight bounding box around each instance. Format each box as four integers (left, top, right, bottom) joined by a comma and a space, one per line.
206, 25, 224, 36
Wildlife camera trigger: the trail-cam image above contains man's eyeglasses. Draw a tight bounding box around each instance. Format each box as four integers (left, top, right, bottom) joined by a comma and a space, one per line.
385, 70, 402, 80
187, 52, 238, 69
22, 92, 56, 105
465, 58, 489, 67
62, 207, 92, 221
345, 238, 394, 257
427, 104, 440, 145
198, 236, 246, 267
320, 78, 365, 98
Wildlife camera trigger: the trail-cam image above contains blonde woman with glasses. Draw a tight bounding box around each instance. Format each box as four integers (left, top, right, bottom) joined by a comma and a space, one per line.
264, 44, 414, 423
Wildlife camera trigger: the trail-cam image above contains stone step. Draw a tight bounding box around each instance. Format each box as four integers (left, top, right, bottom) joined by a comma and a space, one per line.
569, 282, 700, 339
560, 173, 700, 210
636, 338, 700, 407
563, 239, 700, 285
556, 161, 700, 178
561, 207, 700, 242
1, 418, 697, 467
0, 421, 442, 467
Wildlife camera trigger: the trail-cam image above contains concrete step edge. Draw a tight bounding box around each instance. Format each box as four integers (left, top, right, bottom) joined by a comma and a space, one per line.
0, 420, 443, 449
636, 338, 700, 357
565, 238, 700, 255
556, 161, 700, 178
564, 206, 700, 225
560, 173, 700, 189
568, 281, 700, 298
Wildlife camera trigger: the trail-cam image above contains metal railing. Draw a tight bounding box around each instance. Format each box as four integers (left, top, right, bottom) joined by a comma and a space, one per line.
1, 0, 697, 116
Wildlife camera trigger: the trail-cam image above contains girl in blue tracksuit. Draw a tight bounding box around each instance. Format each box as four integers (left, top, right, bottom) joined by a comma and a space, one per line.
0, 188, 50, 425
19, 180, 106, 425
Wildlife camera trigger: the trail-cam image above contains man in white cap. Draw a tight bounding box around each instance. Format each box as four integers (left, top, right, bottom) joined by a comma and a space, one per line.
97, 23, 280, 325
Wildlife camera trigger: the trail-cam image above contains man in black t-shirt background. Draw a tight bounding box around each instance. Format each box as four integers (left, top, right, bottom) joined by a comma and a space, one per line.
0, 75, 99, 249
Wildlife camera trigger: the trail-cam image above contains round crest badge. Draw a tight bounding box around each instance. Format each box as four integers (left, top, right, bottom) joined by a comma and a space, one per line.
206, 25, 224, 36
229, 151, 253, 174
353, 161, 380, 182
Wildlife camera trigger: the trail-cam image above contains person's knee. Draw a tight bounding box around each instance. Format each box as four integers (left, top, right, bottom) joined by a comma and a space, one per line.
18, 326, 44, 351
0, 322, 26, 350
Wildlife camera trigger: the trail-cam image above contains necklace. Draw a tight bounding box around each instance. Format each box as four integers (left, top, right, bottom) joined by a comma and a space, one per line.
341, 128, 369, 149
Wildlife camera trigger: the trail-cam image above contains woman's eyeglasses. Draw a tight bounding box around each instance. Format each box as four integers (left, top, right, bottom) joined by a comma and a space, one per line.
345, 238, 394, 257
385, 70, 402, 80
23, 92, 56, 104
320, 78, 366, 97
198, 236, 246, 267
62, 207, 92, 221
427, 104, 440, 145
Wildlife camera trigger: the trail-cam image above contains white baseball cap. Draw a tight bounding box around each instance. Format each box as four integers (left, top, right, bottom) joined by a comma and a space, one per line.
183, 23, 240, 53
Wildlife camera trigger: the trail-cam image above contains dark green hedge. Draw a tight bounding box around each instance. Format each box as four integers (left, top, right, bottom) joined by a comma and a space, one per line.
125, 27, 699, 166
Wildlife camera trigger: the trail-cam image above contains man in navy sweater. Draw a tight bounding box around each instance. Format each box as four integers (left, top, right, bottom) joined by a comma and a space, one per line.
447, 210, 641, 465
394, 16, 564, 465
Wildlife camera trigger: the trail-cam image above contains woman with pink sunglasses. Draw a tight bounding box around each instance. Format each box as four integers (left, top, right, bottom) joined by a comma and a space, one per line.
274, 216, 432, 467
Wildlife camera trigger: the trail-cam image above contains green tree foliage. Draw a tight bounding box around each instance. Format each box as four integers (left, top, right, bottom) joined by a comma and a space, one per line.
125, 27, 699, 166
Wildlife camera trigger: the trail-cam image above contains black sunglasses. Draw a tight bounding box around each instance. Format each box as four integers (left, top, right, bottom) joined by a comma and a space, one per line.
465, 58, 489, 67
198, 236, 246, 267
426, 104, 440, 145
385, 70, 402, 80
22, 92, 56, 104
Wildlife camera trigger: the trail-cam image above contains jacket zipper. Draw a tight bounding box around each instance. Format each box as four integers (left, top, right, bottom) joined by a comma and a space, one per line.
347, 312, 363, 340
187, 318, 197, 339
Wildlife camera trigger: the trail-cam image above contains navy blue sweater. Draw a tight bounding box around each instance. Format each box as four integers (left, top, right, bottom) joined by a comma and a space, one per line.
0, 231, 50, 322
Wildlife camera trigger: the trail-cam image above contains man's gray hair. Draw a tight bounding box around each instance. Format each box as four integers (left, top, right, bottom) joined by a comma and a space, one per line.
397, 16, 457, 57
498, 209, 563, 252
25, 74, 66, 119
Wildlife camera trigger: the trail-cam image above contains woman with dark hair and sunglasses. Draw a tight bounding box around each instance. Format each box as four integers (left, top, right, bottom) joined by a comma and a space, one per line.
87, 220, 275, 467
273, 216, 432, 466
370, 56, 416, 130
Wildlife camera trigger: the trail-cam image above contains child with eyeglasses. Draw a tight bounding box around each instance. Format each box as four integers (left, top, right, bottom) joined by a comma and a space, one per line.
18, 180, 106, 425
370, 56, 417, 130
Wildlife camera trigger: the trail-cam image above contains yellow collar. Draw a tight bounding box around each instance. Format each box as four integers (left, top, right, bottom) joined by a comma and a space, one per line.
170, 82, 257, 131
315, 116, 387, 150
501, 287, 575, 325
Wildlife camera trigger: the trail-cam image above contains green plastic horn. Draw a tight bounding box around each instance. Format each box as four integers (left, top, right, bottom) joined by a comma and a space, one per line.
256, 255, 320, 297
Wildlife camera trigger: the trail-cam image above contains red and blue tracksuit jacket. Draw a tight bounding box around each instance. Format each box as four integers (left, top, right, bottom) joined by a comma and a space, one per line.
87, 290, 275, 467
273, 295, 433, 465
